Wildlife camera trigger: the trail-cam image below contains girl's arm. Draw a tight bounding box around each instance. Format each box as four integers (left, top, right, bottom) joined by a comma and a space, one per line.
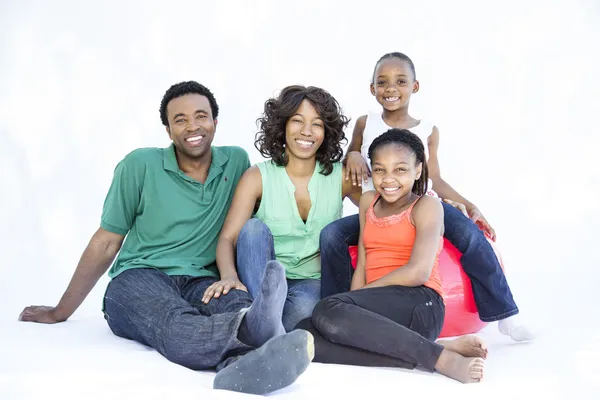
342, 165, 363, 206
350, 191, 376, 290
362, 196, 444, 289
343, 115, 371, 187
202, 166, 262, 303
428, 126, 496, 240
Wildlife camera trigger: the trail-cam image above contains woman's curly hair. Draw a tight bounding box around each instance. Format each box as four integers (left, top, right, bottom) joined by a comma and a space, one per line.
254, 85, 349, 175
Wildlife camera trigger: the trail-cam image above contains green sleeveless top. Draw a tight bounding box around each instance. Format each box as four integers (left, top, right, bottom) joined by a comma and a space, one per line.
255, 161, 343, 279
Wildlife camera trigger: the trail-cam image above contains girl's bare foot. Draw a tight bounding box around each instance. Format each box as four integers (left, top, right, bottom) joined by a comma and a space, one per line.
435, 349, 485, 384
437, 335, 488, 359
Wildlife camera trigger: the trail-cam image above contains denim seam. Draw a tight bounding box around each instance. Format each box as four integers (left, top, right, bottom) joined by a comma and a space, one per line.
480, 308, 519, 322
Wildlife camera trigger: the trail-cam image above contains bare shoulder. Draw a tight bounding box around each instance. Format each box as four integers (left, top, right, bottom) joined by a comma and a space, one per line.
353, 115, 368, 133
412, 196, 443, 220
237, 165, 263, 197
359, 190, 377, 211
241, 165, 262, 181
356, 114, 368, 126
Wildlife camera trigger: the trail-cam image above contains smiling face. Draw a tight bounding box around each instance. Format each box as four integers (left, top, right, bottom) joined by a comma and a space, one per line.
284, 99, 325, 161
370, 57, 419, 112
165, 94, 217, 161
371, 144, 422, 203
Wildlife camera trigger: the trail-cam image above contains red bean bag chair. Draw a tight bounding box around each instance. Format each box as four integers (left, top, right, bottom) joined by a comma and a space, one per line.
348, 237, 504, 338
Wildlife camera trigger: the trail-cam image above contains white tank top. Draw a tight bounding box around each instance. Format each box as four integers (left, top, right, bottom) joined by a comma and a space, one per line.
359, 112, 438, 197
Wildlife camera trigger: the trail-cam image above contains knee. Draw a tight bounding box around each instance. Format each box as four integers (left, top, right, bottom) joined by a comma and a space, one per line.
311, 296, 346, 338
443, 207, 483, 245
238, 218, 271, 243
160, 319, 216, 370
161, 339, 204, 370
294, 317, 314, 331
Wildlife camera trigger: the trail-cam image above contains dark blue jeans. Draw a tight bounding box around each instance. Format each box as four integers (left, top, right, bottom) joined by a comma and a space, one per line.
103, 268, 254, 371
236, 218, 320, 332
320, 201, 519, 322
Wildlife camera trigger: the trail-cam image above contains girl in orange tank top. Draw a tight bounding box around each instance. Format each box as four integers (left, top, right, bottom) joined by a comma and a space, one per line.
363, 193, 444, 296
298, 129, 486, 384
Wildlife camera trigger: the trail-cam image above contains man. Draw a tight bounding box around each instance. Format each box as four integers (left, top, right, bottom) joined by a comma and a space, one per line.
19, 81, 314, 396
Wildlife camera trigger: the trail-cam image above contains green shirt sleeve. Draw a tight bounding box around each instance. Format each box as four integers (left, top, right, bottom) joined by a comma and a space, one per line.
100, 154, 143, 236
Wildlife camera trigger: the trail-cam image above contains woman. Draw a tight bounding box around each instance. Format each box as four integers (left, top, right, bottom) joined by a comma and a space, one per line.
201, 85, 361, 331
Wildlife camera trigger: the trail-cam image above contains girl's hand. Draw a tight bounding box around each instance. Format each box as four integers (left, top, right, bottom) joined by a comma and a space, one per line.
442, 199, 469, 218
468, 207, 497, 241
345, 151, 370, 187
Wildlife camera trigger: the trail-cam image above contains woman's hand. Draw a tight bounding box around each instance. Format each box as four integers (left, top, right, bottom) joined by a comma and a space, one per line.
202, 277, 248, 304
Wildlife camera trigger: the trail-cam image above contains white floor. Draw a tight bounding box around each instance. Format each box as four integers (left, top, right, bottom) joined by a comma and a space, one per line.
2, 246, 598, 400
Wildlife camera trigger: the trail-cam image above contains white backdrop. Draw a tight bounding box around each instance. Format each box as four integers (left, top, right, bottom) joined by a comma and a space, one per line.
1, 0, 599, 397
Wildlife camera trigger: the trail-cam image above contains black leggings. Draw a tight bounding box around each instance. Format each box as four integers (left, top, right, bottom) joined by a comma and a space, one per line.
296, 285, 445, 372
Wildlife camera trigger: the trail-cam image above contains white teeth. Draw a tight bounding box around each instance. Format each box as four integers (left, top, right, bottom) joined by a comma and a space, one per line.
383, 187, 399, 192
385, 97, 399, 101
296, 140, 313, 146
186, 136, 203, 142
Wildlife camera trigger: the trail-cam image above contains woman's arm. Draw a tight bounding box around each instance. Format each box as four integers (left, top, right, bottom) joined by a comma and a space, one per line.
350, 191, 376, 290
362, 196, 444, 289
428, 126, 496, 240
202, 166, 262, 303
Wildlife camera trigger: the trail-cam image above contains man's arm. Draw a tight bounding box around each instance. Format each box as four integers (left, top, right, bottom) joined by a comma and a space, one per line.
20, 152, 143, 323
19, 228, 124, 323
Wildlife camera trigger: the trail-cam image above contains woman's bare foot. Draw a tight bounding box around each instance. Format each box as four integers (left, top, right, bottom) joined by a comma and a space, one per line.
435, 349, 484, 384
437, 335, 488, 359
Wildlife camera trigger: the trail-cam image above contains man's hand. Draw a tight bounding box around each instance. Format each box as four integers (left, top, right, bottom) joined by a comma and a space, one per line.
19, 306, 65, 324
202, 277, 247, 304
468, 206, 496, 241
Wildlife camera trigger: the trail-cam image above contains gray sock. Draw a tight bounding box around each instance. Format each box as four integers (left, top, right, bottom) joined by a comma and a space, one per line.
214, 329, 314, 395
238, 260, 287, 348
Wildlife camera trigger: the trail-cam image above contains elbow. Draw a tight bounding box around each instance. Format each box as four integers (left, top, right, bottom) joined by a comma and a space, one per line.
429, 175, 443, 189
410, 266, 431, 287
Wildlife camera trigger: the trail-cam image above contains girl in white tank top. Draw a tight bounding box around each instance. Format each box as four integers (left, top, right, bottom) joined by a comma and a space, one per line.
359, 112, 437, 197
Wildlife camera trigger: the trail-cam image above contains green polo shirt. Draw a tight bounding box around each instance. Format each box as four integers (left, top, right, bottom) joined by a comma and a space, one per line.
100, 144, 250, 279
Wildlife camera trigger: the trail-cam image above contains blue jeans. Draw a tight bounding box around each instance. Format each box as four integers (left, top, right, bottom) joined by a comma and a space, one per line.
103, 268, 254, 371
236, 218, 321, 332
319, 202, 519, 322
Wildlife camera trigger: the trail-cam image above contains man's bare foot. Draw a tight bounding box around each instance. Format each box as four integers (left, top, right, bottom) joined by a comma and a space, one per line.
435, 349, 484, 384
437, 335, 488, 359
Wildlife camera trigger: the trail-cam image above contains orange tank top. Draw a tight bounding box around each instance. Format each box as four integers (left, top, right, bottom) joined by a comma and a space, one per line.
363, 195, 444, 297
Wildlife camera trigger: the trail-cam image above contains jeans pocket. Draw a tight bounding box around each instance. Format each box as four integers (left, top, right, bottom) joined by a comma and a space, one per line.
408, 302, 440, 342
